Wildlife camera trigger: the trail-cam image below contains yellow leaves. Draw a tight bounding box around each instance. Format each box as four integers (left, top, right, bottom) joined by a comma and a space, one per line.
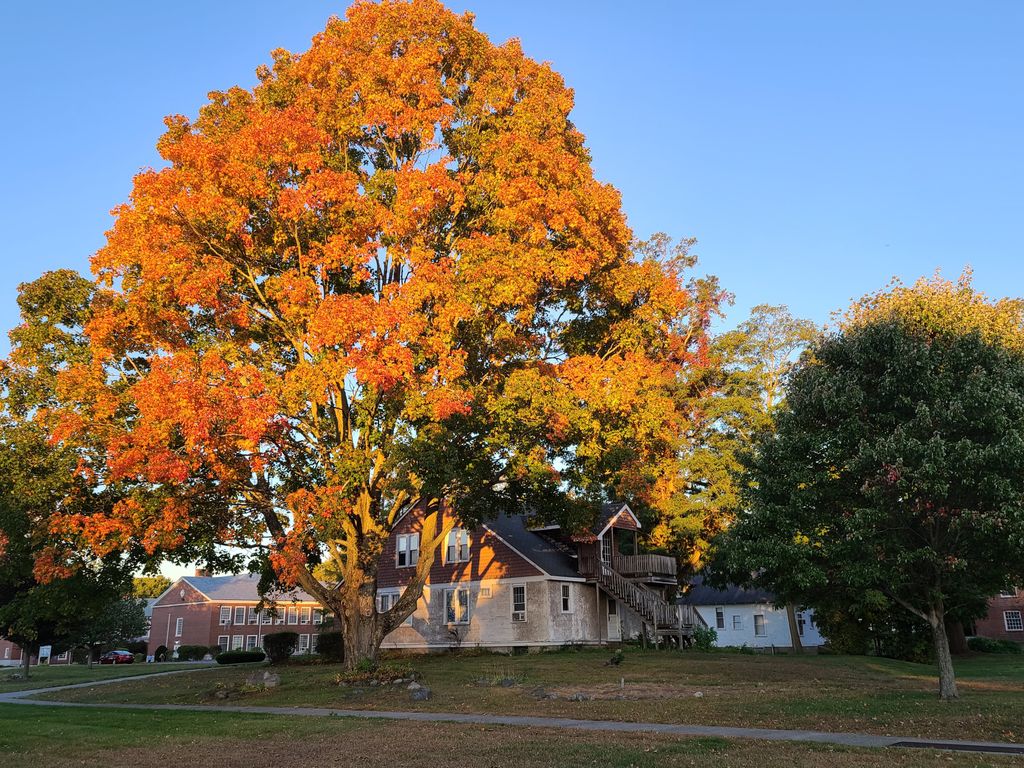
841, 268, 1024, 351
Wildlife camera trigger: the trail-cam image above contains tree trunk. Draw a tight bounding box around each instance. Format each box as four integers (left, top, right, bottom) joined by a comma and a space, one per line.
340, 576, 382, 670
944, 618, 968, 655
19, 643, 31, 680
785, 604, 804, 654
929, 605, 959, 701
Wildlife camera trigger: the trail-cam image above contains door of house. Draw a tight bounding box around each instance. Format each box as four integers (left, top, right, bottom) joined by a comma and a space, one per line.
607, 598, 621, 641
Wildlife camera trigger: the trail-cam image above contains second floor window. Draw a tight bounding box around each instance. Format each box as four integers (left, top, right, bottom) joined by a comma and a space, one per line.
396, 533, 420, 567
175, 617, 184, 636
715, 607, 725, 630
234, 606, 245, 625
446, 529, 470, 563
219, 606, 231, 625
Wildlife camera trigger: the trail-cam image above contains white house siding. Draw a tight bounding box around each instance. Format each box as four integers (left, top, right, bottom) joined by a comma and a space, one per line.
694, 604, 825, 649
379, 578, 604, 651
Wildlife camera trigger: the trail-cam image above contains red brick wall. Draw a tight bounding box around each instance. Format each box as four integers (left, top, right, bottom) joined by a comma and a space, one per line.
377, 509, 542, 590
975, 589, 1024, 643
147, 580, 326, 656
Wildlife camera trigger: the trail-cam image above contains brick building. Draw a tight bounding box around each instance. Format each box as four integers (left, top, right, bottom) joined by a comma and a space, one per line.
974, 586, 1024, 644
148, 574, 327, 658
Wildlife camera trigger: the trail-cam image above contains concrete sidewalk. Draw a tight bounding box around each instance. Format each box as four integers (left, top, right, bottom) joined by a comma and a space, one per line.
3, 667, 1022, 756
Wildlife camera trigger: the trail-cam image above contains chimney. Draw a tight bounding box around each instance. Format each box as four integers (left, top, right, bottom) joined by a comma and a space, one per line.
195, 567, 212, 577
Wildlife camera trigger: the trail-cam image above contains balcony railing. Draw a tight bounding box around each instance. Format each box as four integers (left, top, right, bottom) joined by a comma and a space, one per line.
611, 554, 677, 581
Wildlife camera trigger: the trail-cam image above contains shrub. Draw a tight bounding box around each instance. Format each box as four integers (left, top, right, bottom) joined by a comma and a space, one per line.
335, 661, 416, 685
154, 645, 169, 662
176, 645, 210, 661
133, 653, 145, 664
262, 631, 299, 665
216, 649, 266, 665
317, 631, 344, 663
692, 625, 717, 651
968, 636, 1023, 654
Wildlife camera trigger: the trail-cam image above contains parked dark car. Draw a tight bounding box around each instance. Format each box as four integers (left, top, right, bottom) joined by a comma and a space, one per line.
99, 650, 135, 665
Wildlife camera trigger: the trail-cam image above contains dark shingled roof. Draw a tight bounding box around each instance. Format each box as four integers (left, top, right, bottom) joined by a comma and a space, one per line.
676, 575, 776, 606
593, 501, 630, 534
484, 514, 580, 579
181, 574, 318, 603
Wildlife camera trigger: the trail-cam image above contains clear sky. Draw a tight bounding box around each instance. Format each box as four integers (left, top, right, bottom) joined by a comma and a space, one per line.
3, 1, 1022, 345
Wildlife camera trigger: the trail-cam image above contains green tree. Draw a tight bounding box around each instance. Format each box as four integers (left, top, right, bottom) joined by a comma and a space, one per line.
132, 576, 172, 599
656, 305, 816, 570
715, 319, 1024, 699
66, 597, 149, 666
0, 271, 137, 677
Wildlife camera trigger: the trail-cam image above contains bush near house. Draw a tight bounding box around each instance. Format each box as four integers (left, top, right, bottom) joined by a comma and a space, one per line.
216, 650, 266, 665
968, 637, 1023, 654
262, 632, 299, 665
692, 626, 718, 651
317, 631, 344, 663
175, 645, 210, 661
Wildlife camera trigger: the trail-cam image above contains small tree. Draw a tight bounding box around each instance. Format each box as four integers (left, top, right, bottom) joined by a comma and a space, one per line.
66, 598, 149, 666
716, 319, 1024, 699
262, 631, 299, 664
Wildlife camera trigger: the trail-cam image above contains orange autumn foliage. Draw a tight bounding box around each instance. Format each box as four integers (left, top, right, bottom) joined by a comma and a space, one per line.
49, 0, 721, 663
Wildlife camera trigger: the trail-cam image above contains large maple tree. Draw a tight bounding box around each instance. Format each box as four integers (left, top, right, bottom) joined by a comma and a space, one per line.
50, 0, 719, 665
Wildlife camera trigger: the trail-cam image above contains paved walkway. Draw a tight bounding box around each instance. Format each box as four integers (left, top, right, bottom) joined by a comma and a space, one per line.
2, 667, 1022, 756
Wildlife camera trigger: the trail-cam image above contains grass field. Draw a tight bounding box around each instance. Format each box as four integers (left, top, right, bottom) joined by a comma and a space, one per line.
0, 703, 1018, 768
31, 649, 1024, 743
0, 661, 210, 692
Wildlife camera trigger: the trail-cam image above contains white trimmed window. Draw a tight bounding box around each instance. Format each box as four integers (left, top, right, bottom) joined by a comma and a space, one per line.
511, 584, 527, 622
234, 606, 246, 625
1004, 611, 1023, 632
445, 587, 470, 623
300, 607, 311, 625
732, 615, 743, 631
275, 609, 285, 625
246, 635, 258, 650
715, 607, 725, 630
396, 533, 420, 567
287, 606, 298, 625
298, 634, 310, 654
217, 635, 229, 651
754, 614, 767, 637
219, 606, 231, 626
1000, 587, 1018, 598
3, 647, 9, 659
261, 610, 273, 625
310, 633, 319, 654
560, 583, 572, 613
231, 635, 244, 650
796, 612, 807, 637
175, 617, 184, 637
313, 609, 325, 626
248, 607, 259, 624
446, 529, 470, 563
480, 586, 492, 598
377, 591, 395, 613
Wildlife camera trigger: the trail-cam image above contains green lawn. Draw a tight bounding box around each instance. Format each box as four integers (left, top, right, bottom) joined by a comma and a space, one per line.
0, 661, 213, 692
0, 703, 1017, 768
32, 649, 1024, 743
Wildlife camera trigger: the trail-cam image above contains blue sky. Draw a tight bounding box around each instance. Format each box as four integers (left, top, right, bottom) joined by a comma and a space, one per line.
2, 0, 1021, 345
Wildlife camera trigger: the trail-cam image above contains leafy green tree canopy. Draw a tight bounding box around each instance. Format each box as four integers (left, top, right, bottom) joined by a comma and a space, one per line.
715, 319, 1024, 700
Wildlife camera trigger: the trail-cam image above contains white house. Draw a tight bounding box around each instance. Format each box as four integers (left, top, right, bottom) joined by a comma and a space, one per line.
678, 576, 825, 649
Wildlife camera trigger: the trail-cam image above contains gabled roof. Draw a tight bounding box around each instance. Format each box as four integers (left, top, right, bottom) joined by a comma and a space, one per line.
483, 514, 581, 579
676, 575, 776, 607
171, 574, 318, 603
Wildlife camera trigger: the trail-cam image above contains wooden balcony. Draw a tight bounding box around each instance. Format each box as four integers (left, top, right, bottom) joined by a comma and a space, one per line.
611, 554, 677, 583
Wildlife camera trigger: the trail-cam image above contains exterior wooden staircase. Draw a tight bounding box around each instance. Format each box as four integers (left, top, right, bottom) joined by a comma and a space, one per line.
581, 554, 700, 646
